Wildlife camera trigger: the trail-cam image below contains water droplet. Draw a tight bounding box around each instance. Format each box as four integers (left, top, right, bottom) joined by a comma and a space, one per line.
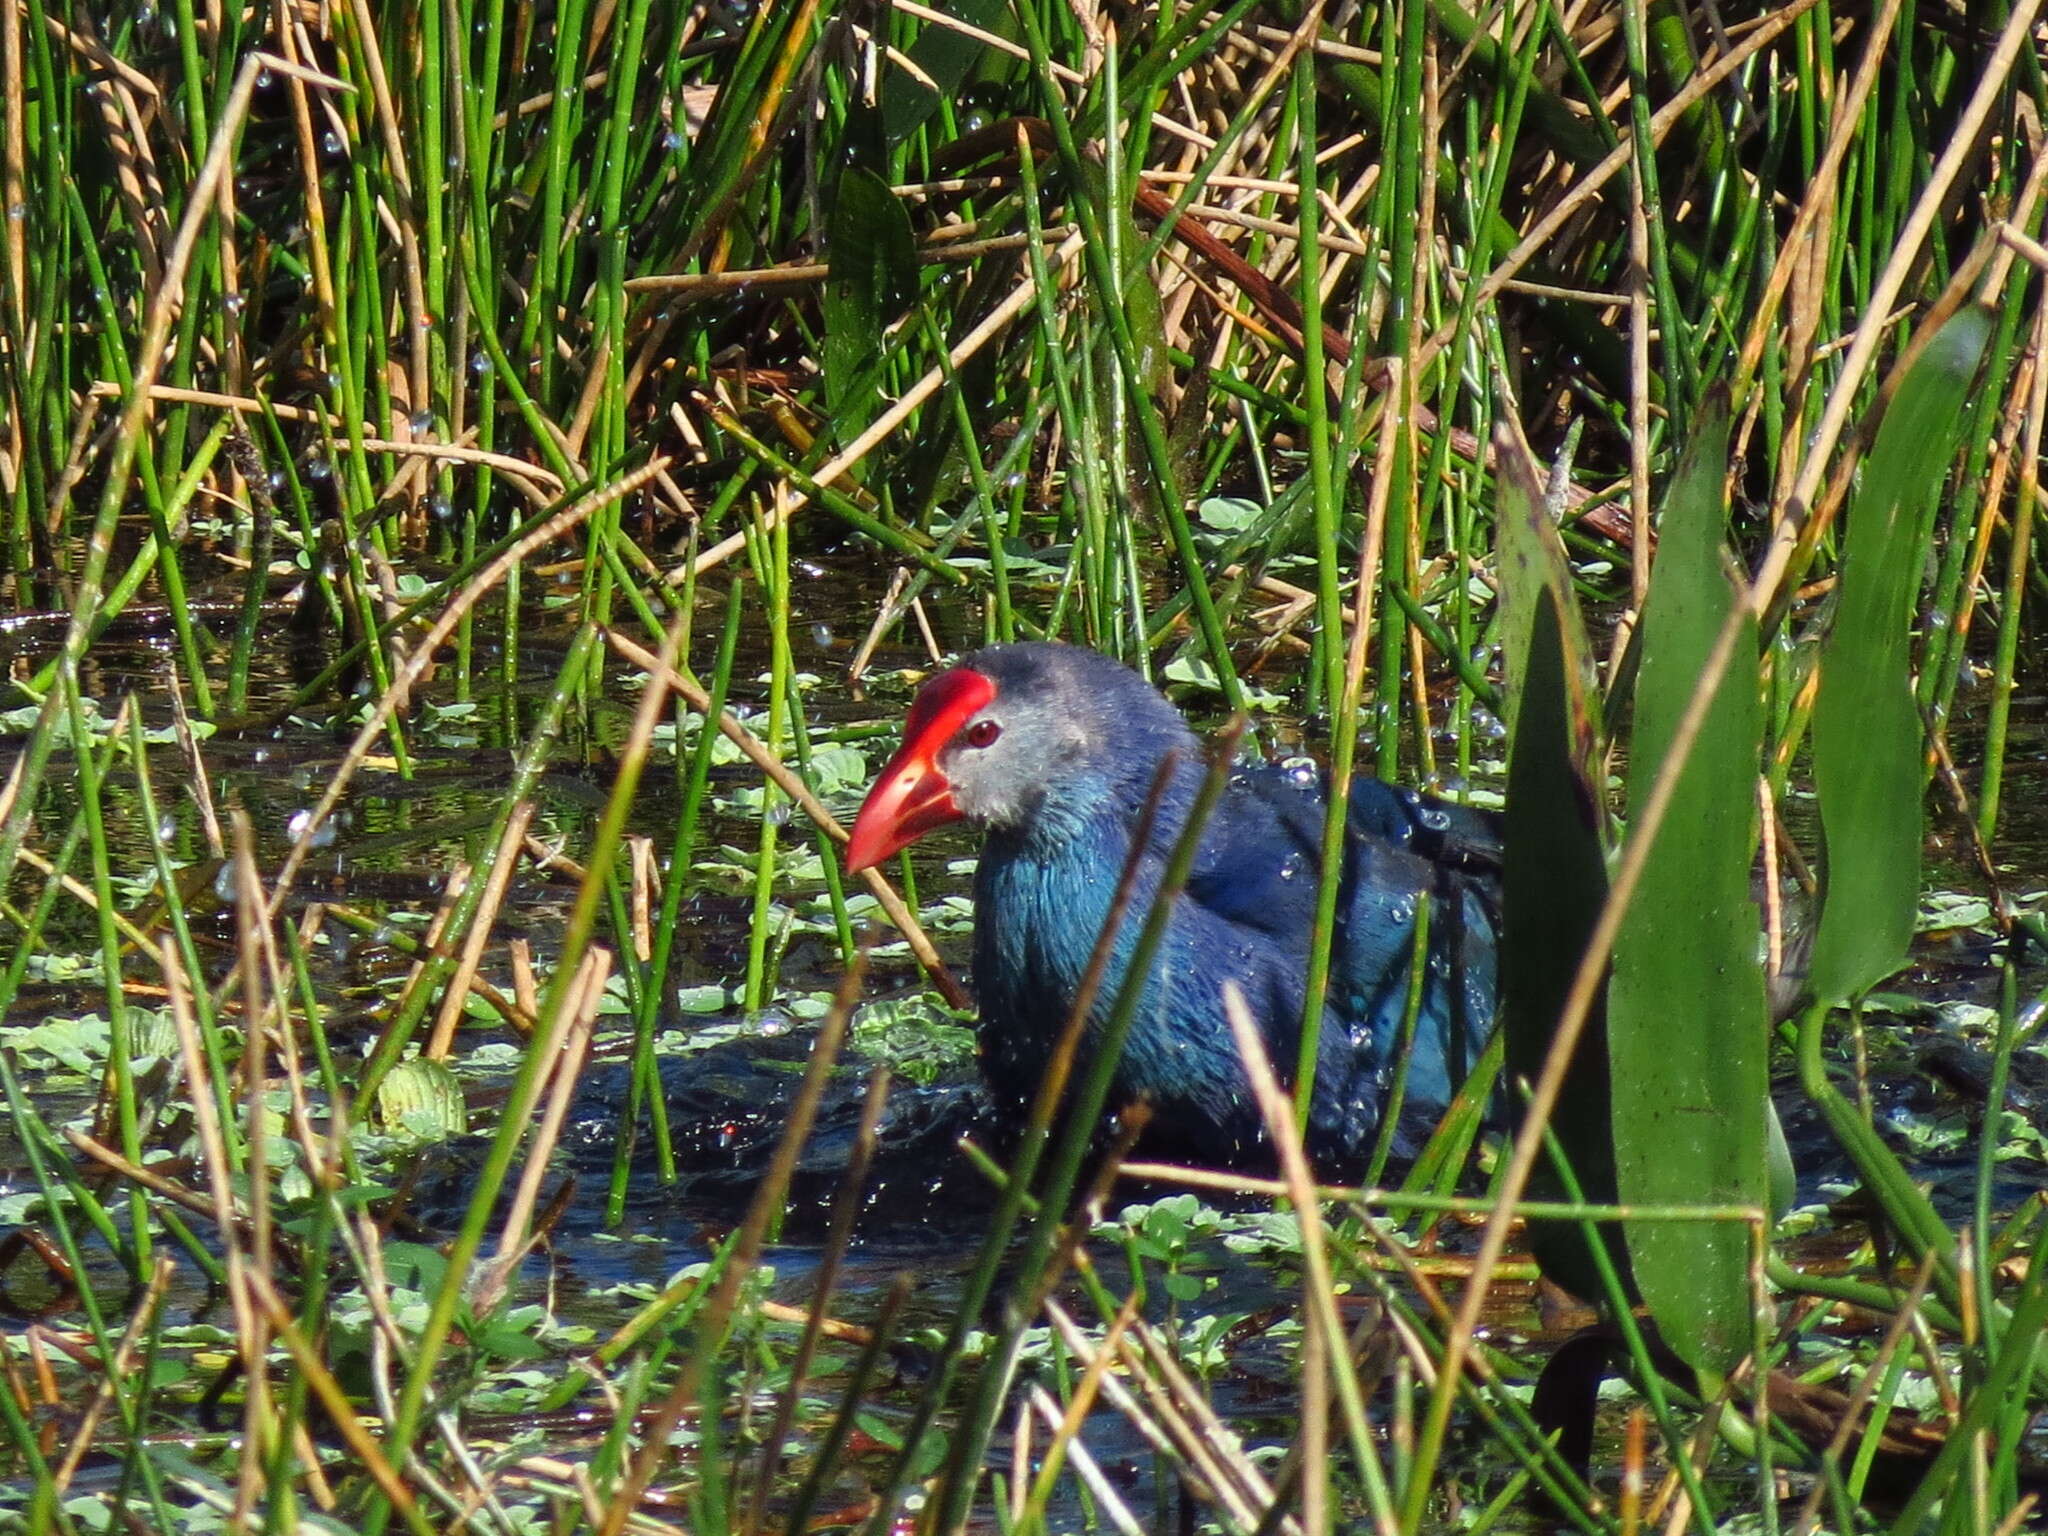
222, 291, 246, 316
429, 494, 454, 522
409, 409, 434, 436
469, 351, 491, 376
811, 622, 833, 648
268, 470, 289, 494
321, 131, 344, 158
288, 808, 338, 849
662, 129, 685, 152
1927, 609, 1951, 630
304, 456, 331, 481
4, 204, 26, 223
155, 815, 177, 844
213, 864, 240, 901
252, 748, 270, 764
256, 69, 275, 90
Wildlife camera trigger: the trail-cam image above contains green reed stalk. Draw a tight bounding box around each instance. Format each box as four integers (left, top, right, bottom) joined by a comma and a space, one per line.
925, 731, 1241, 1536
610, 577, 747, 1216
354, 625, 603, 1107
125, 713, 239, 1170
57, 678, 147, 1269
743, 512, 789, 1013
0, 1058, 179, 1526
1012, 0, 1243, 709
1294, 49, 1347, 1132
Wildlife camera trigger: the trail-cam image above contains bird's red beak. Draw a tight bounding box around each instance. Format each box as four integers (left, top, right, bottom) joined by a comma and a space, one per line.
844, 668, 996, 873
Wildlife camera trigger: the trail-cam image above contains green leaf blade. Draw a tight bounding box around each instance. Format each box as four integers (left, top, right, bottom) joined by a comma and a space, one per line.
1496, 423, 1622, 1302
1608, 401, 1768, 1374
1808, 307, 1994, 1004
821, 167, 920, 456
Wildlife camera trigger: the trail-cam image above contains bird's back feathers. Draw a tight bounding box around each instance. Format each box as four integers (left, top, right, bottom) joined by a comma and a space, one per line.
955, 655, 1500, 1170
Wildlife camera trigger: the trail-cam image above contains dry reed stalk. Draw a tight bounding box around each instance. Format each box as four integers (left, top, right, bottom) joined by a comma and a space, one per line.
1225, 980, 1392, 1536
63, 1129, 220, 1224
270, 458, 668, 907
1048, 1304, 1276, 1534
242, 1268, 428, 1526
1017, 1298, 1141, 1524
669, 227, 1087, 582
629, 835, 656, 963
598, 948, 867, 1535
603, 626, 968, 1007
89, 385, 571, 497
1761, 0, 2045, 609
227, 816, 285, 1525
49, 1256, 173, 1493
428, 802, 538, 1056
470, 947, 606, 1313
510, 938, 539, 1016
396, 862, 470, 1034
887, 0, 1213, 150
1413, 0, 1822, 383
1, 0, 27, 351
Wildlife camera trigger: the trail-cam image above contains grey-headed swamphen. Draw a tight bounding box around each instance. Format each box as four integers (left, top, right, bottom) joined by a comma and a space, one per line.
845, 642, 1499, 1168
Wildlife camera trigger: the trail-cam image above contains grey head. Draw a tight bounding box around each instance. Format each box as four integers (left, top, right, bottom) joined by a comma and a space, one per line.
937, 643, 1199, 836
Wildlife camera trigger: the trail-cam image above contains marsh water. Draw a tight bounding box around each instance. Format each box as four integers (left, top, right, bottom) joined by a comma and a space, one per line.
4, 550, 2047, 1517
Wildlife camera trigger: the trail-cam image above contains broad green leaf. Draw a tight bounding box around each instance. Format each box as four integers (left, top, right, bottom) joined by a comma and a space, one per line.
1609, 400, 1768, 1374
375, 1058, 469, 1141
1112, 185, 1170, 401
880, 0, 1013, 145
1809, 307, 1993, 1003
1497, 415, 1621, 1299
821, 167, 919, 457
1070, 158, 1171, 496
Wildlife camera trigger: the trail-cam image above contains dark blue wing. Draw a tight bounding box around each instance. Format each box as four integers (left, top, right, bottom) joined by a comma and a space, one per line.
1184, 761, 1500, 1159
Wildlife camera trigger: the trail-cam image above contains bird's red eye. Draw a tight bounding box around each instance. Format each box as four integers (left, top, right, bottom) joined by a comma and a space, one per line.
965, 718, 1001, 748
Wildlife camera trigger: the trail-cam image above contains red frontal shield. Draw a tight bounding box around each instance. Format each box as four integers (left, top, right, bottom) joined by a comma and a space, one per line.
843, 668, 996, 872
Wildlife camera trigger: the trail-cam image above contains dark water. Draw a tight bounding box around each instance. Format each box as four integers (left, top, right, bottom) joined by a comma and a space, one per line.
3, 556, 2046, 1523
